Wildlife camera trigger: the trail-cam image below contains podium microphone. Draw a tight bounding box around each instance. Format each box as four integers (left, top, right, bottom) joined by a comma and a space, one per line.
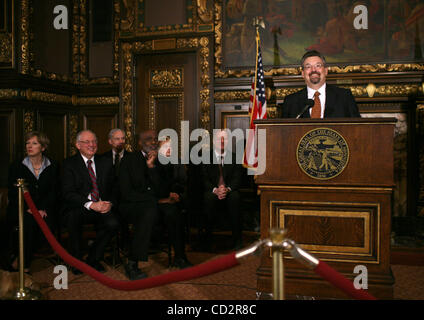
296, 99, 315, 119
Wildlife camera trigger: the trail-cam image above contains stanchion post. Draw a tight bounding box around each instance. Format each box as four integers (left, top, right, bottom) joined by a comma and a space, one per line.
270, 228, 287, 300
13, 178, 42, 300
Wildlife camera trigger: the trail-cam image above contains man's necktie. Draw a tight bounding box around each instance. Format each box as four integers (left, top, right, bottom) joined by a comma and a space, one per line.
311, 91, 321, 119
87, 160, 99, 202
114, 152, 120, 175
218, 156, 225, 186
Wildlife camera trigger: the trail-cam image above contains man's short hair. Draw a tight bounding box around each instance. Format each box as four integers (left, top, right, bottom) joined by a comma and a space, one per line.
300, 50, 327, 68
24, 131, 50, 150
108, 128, 124, 140
76, 129, 97, 143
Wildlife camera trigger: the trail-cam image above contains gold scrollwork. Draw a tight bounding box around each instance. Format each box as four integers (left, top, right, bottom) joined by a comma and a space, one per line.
0, 33, 12, 63
24, 110, 35, 134
150, 69, 183, 88
214, 90, 250, 101
69, 114, 79, 156
199, 37, 210, 129
0, 89, 19, 99
77, 96, 120, 105
20, 0, 30, 74
31, 91, 72, 104
197, 0, 213, 24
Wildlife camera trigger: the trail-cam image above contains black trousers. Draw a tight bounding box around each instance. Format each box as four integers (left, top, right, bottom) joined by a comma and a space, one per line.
6, 209, 53, 269
202, 190, 242, 246
120, 201, 186, 262
157, 203, 185, 260
65, 207, 119, 263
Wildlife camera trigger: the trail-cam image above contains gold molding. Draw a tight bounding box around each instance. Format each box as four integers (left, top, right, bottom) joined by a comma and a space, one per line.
23, 110, 35, 134
0, 32, 12, 63
121, 36, 212, 149
199, 36, 210, 129
69, 114, 78, 156
0, 89, 19, 99
150, 68, 183, 89
213, 1, 424, 79
77, 96, 120, 105
215, 83, 422, 102
20, 0, 29, 74
149, 92, 184, 135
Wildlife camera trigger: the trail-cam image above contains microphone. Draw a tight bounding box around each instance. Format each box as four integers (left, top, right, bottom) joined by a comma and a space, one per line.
296, 99, 315, 119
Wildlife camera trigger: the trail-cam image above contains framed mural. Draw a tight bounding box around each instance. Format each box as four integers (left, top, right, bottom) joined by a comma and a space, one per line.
222, 0, 424, 69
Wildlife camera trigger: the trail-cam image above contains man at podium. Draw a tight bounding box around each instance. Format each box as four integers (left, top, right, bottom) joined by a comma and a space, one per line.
281, 50, 361, 119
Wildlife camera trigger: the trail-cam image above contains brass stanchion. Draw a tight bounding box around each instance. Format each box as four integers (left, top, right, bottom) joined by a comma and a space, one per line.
270, 228, 286, 300
13, 178, 42, 300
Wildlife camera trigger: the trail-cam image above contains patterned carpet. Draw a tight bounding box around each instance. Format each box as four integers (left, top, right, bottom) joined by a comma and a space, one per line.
4, 230, 424, 300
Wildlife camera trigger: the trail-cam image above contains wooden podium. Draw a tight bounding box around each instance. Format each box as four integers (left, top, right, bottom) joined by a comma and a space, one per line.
254, 118, 396, 299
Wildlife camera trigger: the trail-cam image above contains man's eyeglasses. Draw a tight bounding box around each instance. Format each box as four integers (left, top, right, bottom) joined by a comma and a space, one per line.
303, 63, 325, 70
78, 140, 97, 145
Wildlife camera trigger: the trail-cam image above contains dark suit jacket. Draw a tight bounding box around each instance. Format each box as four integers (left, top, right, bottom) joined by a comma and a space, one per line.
118, 151, 161, 204
7, 157, 59, 221
101, 149, 132, 168
281, 84, 361, 118
201, 151, 243, 193
62, 153, 116, 210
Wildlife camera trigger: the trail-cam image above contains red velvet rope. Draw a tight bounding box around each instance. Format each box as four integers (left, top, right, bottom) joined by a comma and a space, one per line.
23, 191, 240, 291
314, 260, 377, 300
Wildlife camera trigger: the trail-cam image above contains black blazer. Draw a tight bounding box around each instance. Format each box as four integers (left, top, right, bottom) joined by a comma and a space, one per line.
118, 151, 161, 203
62, 153, 116, 210
101, 149, 132, 168
7, 157, 59, 220
281, 84, 361, 118
201, 151, 243, 193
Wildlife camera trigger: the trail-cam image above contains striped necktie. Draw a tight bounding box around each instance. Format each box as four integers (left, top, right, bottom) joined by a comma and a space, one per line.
87, 159, 99, 202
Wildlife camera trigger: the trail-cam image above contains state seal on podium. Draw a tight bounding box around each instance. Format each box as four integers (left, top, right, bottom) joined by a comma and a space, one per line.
296, 128, 349, 180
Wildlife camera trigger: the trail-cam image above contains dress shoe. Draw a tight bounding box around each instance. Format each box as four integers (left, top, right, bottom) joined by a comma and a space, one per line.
125, 260, 147, 280
173, 257, 193, 269
87, 260, 106, 273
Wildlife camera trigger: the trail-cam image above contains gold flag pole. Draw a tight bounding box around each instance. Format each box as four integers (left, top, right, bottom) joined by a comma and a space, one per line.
13, 178, 42, 300
270, 228, 286, 300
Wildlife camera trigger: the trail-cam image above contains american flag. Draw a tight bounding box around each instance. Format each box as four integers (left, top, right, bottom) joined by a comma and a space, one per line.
243, 44, 267, 168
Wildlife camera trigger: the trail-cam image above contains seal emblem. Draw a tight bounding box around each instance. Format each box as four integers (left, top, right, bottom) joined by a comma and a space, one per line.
296, 128, 349, 180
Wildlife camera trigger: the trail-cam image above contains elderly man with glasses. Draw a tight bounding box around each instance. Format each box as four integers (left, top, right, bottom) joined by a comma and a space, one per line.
62, 129, 119, 275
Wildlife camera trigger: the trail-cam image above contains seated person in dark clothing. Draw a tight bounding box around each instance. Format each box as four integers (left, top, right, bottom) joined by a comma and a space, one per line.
119, 131, 191, 281
201, 129, 244, 251
62, 130, 119, 274
157, 137, 192, 268
7, 131, 59, 273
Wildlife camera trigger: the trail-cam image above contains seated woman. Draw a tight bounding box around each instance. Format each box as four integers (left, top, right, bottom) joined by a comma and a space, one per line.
6, 131, 59, 273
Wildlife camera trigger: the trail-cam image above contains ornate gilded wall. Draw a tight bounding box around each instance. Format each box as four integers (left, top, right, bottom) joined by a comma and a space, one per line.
1, 0, 424, 220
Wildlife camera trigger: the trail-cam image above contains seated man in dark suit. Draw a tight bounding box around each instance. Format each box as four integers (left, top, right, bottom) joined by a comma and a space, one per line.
101, 128, 131, 177
281, 50, 361, 119
119, 131, 192, 280
157, 137, 192, 269
62, 130, 119, 274
201, 129, 244, 251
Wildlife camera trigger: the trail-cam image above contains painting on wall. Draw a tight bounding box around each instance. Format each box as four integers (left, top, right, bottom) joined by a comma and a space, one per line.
223, 0, 424, 68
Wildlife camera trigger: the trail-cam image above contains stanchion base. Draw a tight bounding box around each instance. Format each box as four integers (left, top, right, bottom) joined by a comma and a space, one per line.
13, 288, 43, 300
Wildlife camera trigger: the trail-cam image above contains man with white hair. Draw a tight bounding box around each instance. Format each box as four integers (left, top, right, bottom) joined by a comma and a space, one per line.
62, 130, 119, 274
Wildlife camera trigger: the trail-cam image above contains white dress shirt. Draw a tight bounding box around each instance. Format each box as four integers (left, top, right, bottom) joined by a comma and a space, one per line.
80, 154, 98, 210
307, 83, 326, 118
